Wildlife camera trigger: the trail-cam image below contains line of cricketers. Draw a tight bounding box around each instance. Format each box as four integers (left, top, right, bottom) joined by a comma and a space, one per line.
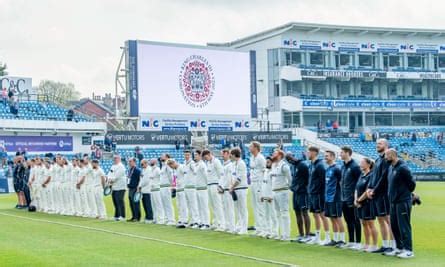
25, 139, 416, 259
28, 156, 107, 219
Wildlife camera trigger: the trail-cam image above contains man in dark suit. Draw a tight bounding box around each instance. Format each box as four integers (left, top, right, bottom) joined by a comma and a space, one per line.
127, 157, 141, 222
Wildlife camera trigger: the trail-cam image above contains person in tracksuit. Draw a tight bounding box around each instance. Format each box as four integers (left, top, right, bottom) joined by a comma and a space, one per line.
167, 159, 189, 228
340, 146, 362, 249
220, 148, 236, 233
286, 153, 311, 243
260, 156, 279, 239
306, 146, 330, 245
355, 158, 378, 253
323, 150, 345, 247
194, 150, 210, 230
229, 147, 249, 235
366, 139, 394, 253
202, 149, 225, 231
160, 154, 175, 226
384, 149, 416, 259
183, 150, 200, 228
270, 150, 291, 241
248, 141, 267, 236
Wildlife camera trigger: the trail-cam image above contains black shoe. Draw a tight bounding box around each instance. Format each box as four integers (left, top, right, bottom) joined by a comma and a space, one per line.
176, 224, 186, 229
335, 241, 346, 248
247, 226, 256, 231
382, 247, 394, 255
324, 240, 338, 246
291, 236, 304, 243
372, 246, 389, 253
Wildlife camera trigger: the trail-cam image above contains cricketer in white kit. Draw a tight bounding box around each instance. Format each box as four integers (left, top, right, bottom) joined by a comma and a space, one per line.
270, 150, 292, 241
194, 150, 210, 230
202, 149, 225, 231
160, 154, 175, 225
249, 141, 267, 236
220, 149, 236, 233
229, 148, 249, 235
260, 156, 279, 239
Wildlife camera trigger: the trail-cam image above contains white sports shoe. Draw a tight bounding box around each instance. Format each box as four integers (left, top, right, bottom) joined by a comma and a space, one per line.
341, 242, 355, 249
397, 250, 414, 259
306, 237, 320, 245
318, 239, 331, 246
281, 236, 291, 242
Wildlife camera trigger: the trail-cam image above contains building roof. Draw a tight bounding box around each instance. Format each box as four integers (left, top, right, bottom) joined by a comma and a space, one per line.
74, 98, 115, 115
207, 22, 445, 48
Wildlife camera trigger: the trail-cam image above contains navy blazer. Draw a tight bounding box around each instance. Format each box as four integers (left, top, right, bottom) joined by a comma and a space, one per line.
127, 167, 141, 189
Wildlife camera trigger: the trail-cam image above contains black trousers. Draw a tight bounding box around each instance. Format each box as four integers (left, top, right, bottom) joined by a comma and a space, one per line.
390, 201, 413, 251
342, 202, 361, 243
23, 185, 31, 206
128, 188, 141, 220
142, 193, 153, 220
112, 190, 126, 218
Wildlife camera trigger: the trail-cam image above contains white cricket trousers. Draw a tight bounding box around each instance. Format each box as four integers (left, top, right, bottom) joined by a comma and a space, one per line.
263, 199, 279, 237
273, 190, 291, 239
160, 187, 175, 224
86, 185, 98, 218
40, 185, 48, 212
223, 191, 235, 232
196, 188, 210, 225
31, 184, 41, 210
234, 189, 248, 234
185, 188, 199, 225
150, 190, 164, 224
93, 186, 107, 218
61, 182, 71, 215
176, 189, 188, 224
250, 180, 265, 233
51, 182, 62, 213
73, 187, 83, 216
79, 185, 92, 217
208, 184, 225, 228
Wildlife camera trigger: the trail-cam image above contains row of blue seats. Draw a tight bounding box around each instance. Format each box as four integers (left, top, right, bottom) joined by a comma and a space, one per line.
323, 136, 445, 174
0, 101, 92, 122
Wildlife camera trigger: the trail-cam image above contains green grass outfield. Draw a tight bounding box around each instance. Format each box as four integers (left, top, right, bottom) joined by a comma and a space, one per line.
0, 182, 444, 266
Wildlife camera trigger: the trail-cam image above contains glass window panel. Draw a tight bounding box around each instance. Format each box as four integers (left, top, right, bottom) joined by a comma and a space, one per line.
310, 52, 324, 65
359, 54, 373, 67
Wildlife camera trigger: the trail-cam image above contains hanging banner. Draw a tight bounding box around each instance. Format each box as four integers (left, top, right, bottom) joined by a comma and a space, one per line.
0, 136, 73, 152
208, 131, 292, 144
108, 131, 192, 145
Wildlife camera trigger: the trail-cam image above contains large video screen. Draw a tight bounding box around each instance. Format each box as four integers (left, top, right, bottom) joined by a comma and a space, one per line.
133, 41, 251, 116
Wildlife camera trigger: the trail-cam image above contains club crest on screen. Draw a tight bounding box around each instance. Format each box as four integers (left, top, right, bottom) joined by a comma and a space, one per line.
179, 55, 215, 108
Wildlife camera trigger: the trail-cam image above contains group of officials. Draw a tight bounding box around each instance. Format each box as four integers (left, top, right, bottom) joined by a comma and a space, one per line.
22, 139, 416, 259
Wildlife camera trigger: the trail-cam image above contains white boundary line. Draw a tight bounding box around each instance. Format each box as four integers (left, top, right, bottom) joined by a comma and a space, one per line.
0, 212, 298, 267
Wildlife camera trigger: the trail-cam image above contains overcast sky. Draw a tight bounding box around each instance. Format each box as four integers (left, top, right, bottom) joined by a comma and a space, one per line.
1, 0, 444, 97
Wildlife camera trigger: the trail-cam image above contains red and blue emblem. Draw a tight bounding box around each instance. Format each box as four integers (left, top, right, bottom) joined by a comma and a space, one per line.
179, 55, 215, 108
